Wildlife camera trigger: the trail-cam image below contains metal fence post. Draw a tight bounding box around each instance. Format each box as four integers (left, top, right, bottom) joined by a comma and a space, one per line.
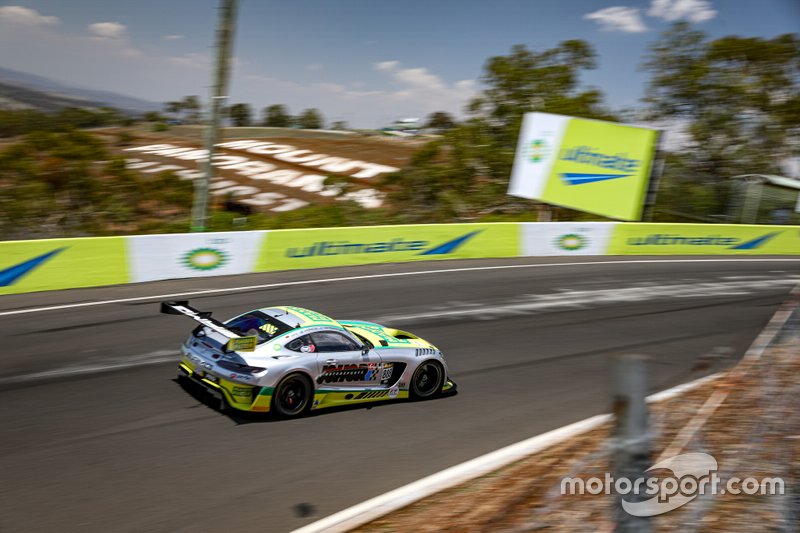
612, 354, 652, 533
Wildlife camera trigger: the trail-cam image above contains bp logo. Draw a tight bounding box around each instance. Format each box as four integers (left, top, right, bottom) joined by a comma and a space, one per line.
556, 234, 587, 251
181, 247, 228, 271
527, 139, 549, 163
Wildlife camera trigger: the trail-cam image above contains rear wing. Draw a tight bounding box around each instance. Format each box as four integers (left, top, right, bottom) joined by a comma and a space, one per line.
160, 300, 257, 352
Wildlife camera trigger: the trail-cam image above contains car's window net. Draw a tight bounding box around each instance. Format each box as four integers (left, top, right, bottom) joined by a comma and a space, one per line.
225, 312, 292, 344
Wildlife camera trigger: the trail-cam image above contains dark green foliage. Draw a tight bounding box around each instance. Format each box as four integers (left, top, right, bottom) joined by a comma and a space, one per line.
295, 108, 325, 129
0, 107, 126, 138
227, 103, 252, 127
262, 104, 292, 127
424, 112, 457, 133
0, 131, 194, 238
643, 23, 800, 216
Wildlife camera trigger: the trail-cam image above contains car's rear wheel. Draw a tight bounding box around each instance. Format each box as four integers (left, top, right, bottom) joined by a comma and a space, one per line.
272, 373, 313, 418
410, 361, 444, 400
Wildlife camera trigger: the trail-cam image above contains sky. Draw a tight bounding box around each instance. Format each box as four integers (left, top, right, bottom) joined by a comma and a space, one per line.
0, 0, 798, 129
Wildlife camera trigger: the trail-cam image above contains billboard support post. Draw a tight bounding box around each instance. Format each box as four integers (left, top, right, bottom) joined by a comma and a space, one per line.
641, 130, 665, 222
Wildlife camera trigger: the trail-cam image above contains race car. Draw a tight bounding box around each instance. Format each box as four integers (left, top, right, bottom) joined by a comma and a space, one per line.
161, 301, 456, 417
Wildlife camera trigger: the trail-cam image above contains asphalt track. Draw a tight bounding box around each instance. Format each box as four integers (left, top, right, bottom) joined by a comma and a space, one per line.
1, 256, 799, 532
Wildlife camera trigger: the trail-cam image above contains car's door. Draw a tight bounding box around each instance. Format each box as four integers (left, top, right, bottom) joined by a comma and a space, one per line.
310, 329, 382, 388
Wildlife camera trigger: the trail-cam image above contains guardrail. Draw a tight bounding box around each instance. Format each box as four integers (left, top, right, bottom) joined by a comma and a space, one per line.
1, 222, 798, 295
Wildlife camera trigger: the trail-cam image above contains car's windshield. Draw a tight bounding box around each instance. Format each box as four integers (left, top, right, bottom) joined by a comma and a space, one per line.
225, 311, 293, 344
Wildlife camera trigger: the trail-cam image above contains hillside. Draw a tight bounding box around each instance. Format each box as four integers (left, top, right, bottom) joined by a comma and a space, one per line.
0, 66, 160, 112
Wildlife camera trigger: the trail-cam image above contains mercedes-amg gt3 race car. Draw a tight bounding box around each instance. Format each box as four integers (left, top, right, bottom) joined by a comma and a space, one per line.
161, 301, 456, 417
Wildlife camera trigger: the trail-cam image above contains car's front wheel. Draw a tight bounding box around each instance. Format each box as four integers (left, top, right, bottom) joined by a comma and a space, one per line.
410, 361, 444, 400
272, 373, 313, 418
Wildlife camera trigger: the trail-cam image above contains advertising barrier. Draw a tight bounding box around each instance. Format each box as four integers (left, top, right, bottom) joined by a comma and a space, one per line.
1, 223, 799, 295
127, 231, 266, 282
521, 222, 615, 256
0, 237, 128, 295
257, 223, 520, 271
609, 224, 800, 255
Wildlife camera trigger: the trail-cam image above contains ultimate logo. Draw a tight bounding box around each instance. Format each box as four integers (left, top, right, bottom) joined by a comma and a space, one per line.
557, 233, 587, 251
182, 247, 228, 271
527, 139, 549, 163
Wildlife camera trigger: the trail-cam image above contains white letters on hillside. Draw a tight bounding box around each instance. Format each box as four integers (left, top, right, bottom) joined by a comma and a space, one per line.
124, 141, 393, 210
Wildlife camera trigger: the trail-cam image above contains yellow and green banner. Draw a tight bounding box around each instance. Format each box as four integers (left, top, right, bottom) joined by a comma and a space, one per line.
509, 112, 659, 221
0, 237, 128, 295
257, 223, 519, 271
609, 224, 800, 255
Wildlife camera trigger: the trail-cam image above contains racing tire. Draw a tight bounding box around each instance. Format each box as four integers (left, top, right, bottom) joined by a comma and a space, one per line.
272, 373, 313, 418
410, 360, 444, 400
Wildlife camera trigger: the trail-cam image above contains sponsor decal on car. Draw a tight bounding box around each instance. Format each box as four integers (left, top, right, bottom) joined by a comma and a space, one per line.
318, 363, 376, 384
354, 390, 390, 400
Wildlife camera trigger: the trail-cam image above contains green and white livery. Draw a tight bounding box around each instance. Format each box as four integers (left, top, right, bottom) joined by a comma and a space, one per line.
162, 301, 456, 417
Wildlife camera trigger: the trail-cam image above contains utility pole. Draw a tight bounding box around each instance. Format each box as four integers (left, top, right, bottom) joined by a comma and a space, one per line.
191, 0, 238, 232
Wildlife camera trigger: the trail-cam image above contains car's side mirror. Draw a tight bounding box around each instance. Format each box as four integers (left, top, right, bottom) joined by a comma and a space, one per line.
361, 346, 370, 355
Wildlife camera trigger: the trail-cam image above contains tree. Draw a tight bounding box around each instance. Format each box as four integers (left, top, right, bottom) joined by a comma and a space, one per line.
181, 95, 202, 124
142, 111, 164, 122
164, 100, 183, 119
330, 120, 349, 130
228, 103, 252, 127
643, 23, 800, 215
263, 104, 292, 127
296, 108, 324, 129
424, 111, 457, 133
382, 41, 615, 223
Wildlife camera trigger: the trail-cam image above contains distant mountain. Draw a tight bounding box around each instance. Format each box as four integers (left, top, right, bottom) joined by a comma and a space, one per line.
0, 66, 160, 113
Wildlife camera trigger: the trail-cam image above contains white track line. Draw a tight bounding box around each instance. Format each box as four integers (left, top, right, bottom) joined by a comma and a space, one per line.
292, 285, 799, 533
2, 259, 799, 317
0, 351, 177, 386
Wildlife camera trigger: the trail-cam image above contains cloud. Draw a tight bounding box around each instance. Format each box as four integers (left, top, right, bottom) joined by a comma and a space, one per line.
393, 67, 447, 92
307, 63, 322, 71
373, 60, 476, 116
167, 52, 211, 69
0, 5, 59, 26
374, 60, 399, 71
584, 6, 648, 33
648, 0, 717, 23
89, 21, 127, 40
163, 34, 184, 40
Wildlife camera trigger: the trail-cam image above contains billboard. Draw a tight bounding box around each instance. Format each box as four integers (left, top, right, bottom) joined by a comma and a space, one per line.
608, 224, 800, 255
257, 224, 519, 271
508, 112, 659, 221
127, 231, 266, 282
